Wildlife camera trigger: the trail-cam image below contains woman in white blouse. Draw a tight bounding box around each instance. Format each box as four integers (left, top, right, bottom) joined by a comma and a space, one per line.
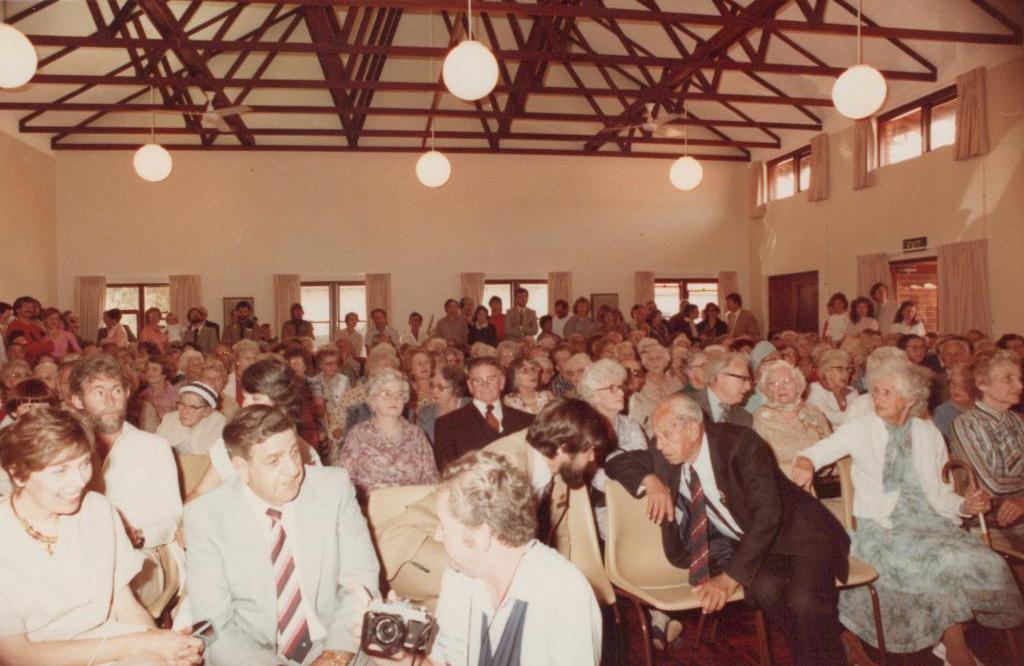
822, 292, 850, 344
0, 407, 202, 665
890, 300, 927, 336
806, 349, 859, 428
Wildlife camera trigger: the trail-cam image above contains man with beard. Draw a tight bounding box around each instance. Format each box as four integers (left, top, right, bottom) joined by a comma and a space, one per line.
183, 306, 220, 354
375, 398, 610, 608
69, 354, 182, 611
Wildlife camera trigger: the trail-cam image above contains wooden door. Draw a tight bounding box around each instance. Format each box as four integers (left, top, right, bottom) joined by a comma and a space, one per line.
768, 271, 819, 333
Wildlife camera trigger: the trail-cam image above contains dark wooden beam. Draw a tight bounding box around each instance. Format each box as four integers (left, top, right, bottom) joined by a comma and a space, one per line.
303, 5, 360, 145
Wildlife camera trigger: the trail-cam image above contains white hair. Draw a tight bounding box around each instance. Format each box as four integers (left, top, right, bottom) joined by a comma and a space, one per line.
653, 395, 704, 426
366, 367, 410, 402
577, 359, 626, 403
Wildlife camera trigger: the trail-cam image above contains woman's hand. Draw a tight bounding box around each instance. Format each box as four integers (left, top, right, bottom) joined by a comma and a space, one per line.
960, 488, 992, 516
642, 474, 673, 524
133, 628, 204, 665
997, 497, 1024, 527
791, 457, 815, 492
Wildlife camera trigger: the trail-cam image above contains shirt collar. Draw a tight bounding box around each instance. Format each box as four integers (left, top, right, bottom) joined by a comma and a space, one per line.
974, 400, 1008, 422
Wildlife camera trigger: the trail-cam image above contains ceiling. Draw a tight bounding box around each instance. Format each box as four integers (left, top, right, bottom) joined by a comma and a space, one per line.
1, 0, 1021, 161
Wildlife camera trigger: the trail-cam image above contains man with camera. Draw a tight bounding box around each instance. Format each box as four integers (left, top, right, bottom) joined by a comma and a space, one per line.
222, 300, 260, 345
185, 405, 380, 665
355, 450, 602, 665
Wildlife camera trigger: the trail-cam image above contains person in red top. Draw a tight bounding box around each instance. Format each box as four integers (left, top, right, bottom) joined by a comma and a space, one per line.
488, 295, 506, 341
6, 297, 53, 364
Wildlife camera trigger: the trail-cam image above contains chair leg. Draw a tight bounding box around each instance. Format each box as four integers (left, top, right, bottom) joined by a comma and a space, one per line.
693, 613, 707, 648
1006, 627, 1022, 666
708, 614, 721, 643
867, 583, 886, 666
754, 608, 772, 666
629, 598, 653, 666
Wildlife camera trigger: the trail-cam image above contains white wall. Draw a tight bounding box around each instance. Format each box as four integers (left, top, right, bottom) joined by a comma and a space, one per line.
54, 150, 750, 330
749, 55, 1024, 336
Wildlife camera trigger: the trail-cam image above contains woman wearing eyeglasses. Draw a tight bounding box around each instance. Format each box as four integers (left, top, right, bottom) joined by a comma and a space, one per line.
418, 365, 469, 444
806, 349, 860, 429
753, 360, 832, 480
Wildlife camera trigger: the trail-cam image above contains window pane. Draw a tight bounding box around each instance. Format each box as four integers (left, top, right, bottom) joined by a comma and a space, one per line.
301, 286, 332, 345
521, 283, 549, 318
798, 157, 810, 192
121, 314, 138, 336
880, 107, 923, 166
338, 285, 367, 335
483, 283, 512, 314
105, 286, 139, 312
654, 282, 682, 317
685, 281, 720, 320
312, 322, 331, 343
144, 286, 169, 315
930, 98, 956, 150
769, 157, 795, 200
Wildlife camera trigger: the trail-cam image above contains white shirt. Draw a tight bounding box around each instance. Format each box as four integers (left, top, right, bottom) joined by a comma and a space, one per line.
806, 382, 859, 429
552, 314, 570, 338
400, 328, 426, 346
241, 484, 326, 643
890, 321, 926, 336
166, 323, 183, 343
824, 313, 849, 341
100, 422, 182, 547
473, 398, 504, 432
679, 433, 744, 540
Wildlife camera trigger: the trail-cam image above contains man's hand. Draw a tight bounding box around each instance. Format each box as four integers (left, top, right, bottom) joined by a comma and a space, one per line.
960, 488, 992, 516
997, 497, 1024, 527
642, 475, 673, 524
693, 573, 739, 615
348, 586, 418, 666
311, 650, 354, 666
791, 457, 815, 492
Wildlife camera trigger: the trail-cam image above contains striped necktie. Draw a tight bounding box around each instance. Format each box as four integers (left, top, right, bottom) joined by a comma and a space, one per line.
267, 508, 313, 664
684, 468, 710, 586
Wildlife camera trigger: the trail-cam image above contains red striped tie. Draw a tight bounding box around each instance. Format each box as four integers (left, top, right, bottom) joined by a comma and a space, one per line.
686, 469, 711, 587
267, 508, 313, 663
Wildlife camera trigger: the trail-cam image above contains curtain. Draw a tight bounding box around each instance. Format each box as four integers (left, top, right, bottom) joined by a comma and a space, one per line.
856, 253, 891, 299
807, 133, 830, 202
717, 271, 739, 307
954, 67, 989, 161
365, 273, 392, 318
459, 272, 485, 309
938, 239, 991, 335
853, 119, 875, 190
548, 271, 572, 313
634, 271, 654, 307
747, 160, 766, 219
74, 275, 106, 343
272, 274, 301, 335
168, 274, 201, 323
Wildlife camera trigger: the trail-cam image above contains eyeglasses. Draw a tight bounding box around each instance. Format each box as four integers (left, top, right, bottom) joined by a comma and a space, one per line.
766, 378, 796, 389
469, 375, 503, 386
372, 390, 407, 400
721, 372, 753, 384
595, 384, 625, 394
625, 369, 645, 377
429, 382, 453, 391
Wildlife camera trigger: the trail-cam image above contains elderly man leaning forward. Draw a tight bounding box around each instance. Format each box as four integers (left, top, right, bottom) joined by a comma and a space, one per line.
375, 399, 611, 609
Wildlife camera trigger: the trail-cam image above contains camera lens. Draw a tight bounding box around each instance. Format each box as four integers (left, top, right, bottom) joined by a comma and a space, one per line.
374, 618, 402, 645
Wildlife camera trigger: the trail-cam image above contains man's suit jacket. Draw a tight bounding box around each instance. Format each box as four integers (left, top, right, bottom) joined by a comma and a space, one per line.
433, 402, 534, 470
222, 318, 259, 346
185, 466, 380, 665
182, 322, 220, 354
505, 306, 539, 340
691, 387, 753, 428
606, 422, 849, 588
727, 308, 760, 338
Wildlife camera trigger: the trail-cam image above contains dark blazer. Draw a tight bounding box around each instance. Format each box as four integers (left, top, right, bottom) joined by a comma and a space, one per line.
696, 318, 727, 340
606, 422, 850, 587
467, 324, 497, 347
691, 387, 753, 428
433, 402, 534, 470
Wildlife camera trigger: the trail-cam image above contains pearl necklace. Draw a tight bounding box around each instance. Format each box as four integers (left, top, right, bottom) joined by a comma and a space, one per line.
10, 495, 58, 556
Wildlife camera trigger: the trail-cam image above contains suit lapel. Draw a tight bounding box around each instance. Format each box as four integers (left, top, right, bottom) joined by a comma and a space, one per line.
704, 426, 737, 521
224, 481, 279, 644
293, 473, 324, 604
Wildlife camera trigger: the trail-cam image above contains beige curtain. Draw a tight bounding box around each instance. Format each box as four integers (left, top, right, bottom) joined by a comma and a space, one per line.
717, 271, 739, 307
954, 67, 989, 161
856, 253, 891, 299
273, 274, 301, 334
459, 272, 485, 308
548, 271, 572, 312
747, 160, 766, 219
168, 275, 201, 322
853, 119, 876, 190
807, 133, 829, 202
938, 239, 991, 335
365, 273, 392, 317
634, 271, 654, 307
74, 275, 106, 343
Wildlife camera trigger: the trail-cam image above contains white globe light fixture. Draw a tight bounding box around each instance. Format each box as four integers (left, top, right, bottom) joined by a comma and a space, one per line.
416, 149, 451, 188
0, 22, 38, 88
832, 0, 887, 120
670, 155, 703, 191
133, 143, 173, 182
442, 0, 498, 102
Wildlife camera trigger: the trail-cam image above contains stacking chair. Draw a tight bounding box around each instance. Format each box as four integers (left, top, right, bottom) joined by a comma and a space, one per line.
174, 452, 211, 499
366, 484, 436, 533
566, 485, 617, 608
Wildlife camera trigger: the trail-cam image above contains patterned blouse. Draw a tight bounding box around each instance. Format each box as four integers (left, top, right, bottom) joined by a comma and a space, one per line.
338, 418, 439, 499
950, 400, 1024, 498
752, 402, 832, 476
503, 391, 555, 415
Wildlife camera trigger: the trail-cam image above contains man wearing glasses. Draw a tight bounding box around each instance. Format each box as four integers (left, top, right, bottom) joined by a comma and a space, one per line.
433, 357, 534, 470
691, 352, 754, 427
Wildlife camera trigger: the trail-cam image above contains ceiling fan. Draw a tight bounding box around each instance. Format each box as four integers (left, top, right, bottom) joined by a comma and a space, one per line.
165, 90, 252, 132
604, 102, 685, 138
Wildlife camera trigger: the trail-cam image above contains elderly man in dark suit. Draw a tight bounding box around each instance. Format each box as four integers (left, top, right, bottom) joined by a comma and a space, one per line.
433, 357, 533, 470
607, 395, 850, 666
690, 351, 754, 428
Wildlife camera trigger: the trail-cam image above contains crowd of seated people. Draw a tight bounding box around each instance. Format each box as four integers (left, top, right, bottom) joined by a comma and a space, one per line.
1, 284, 1023, 666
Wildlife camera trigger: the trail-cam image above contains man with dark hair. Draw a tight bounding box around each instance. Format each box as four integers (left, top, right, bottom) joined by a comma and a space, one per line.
365, 308, 400, 355
433, 357, 533, 469
6, 296, 53, 363
376, 398, 611, 607
183, 306, 220, 353
186, 405, 379, 665
401, 311, 426, 346
552, 298, 570, 338
434, 298, 468, 346
280, 302, 314, 341
724, 292, 760, 339
505, 288, 539, 340
222, 300, 259, 345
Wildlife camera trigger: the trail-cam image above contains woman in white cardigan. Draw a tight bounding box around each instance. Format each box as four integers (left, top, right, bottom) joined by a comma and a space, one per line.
793, 358, 1023, 666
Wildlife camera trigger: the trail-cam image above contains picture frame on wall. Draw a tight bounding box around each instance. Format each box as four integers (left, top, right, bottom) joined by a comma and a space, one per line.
591, 292, 619, 313
223, 297, 254, 325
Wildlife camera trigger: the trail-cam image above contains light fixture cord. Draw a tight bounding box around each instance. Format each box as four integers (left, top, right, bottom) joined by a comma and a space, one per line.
683, 98, 689, 157
430, 11, 435, 150
150, 85, 156, 144
856, 0, 863, 65
467, 0, 473, 41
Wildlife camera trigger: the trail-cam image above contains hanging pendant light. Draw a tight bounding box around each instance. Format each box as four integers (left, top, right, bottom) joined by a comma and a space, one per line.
832, 0, 887, 119
442, 0, 498, 101
0, 13, 38, 89
670, 100, 703, 191
418, 13, 451, 188
134, 86, 172, 182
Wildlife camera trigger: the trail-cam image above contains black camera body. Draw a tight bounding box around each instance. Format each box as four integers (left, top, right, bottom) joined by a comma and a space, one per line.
360, 598, 437, 658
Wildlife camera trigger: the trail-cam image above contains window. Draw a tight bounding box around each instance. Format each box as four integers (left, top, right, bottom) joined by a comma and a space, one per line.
654, 279, 719, 319
483, 280, 549, 318
767, 146, 811, 201
878, 85, 956, 167
300, 281, 366, 345
889, 258, 938, 331
105, 283, 169, 336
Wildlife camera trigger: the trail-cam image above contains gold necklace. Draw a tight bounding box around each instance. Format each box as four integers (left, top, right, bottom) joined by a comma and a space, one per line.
10, 494, 58, 556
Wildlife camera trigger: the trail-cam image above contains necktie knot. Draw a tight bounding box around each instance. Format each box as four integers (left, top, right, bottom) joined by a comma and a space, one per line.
266, 508, 282, 522
484, 404, 501, 432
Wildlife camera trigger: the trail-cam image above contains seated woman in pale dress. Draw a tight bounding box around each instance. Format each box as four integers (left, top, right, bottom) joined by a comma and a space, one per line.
155, 381, 225, 455
806, 349, 859, 429
794, 358, 1024, 664
0, 407, 202, 665
503, 357, 555, 415
752, 360, 831, 476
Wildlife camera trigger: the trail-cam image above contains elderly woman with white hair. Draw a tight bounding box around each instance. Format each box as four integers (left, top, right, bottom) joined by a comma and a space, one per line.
794, 358, 1024, 663
177, 347, 205, 384
806, 349, 859, 429
578, 359, 647, 455
630, 342, 681, 436
339, 368, 438, 500
156, 381, 225, 455
752, 360, 831, 476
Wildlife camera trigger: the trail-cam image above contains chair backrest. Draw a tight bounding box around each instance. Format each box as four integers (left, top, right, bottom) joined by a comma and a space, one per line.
836, 455, 855, 530
175, 452, 211, 500
566, 486, 616, 606
604, 480, 686, 586
366, 485, 436, 534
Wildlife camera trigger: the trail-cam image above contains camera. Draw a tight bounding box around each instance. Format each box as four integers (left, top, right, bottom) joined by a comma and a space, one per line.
360, 598, 437, 658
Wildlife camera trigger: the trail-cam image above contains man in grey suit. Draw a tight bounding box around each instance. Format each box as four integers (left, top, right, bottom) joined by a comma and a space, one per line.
185, 405, 380, 665
690, 352, 754, 428
505, 287, 539, 340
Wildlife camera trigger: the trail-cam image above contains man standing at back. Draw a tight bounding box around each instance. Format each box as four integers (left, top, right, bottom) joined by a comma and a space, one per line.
505, 288, 538, 341
434, 299, 468, 346
223, 301, 260, 345
186, 405, 380, 665
724, 292, 760, 339
184, 307, 220, 353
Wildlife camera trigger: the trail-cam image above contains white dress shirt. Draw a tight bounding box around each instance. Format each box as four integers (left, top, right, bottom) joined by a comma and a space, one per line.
473, 398, 504, 432
678, 433, 744, 540
707, 389, 727, 423
552, 315, 570, 338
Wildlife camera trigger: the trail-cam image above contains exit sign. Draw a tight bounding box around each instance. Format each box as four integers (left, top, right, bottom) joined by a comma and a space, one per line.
903, 237, 928, 252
